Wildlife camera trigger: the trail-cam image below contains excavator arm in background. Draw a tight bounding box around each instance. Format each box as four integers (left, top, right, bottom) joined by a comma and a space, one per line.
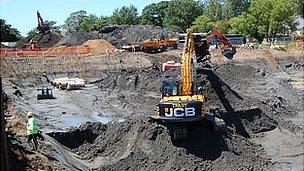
206, 29, 236, 59
37, 11, 44, 28
37, 11, 51, 33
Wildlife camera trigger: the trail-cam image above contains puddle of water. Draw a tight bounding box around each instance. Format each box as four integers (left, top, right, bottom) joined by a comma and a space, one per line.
56, 112, 124, 129
61, 117, 85, 127
91, 111, 124, 124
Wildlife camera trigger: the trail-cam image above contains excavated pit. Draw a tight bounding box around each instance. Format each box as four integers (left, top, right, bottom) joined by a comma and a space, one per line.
3, 50, 303, 170
46, 63, 281, 170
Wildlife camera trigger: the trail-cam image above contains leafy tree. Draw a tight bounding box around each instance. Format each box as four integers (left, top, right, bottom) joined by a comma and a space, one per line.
229, 14, 257, 36
111, 5, 139, 25
63, 10, 87, 33
213, 20, 231, 33
141, 1, 169, 26
229, 0, 297, 42
163, 0, 204, 32
293, 0, 303, 16
193, 15, 231, 33
0, 19, 22, 42
269, 0, 297, 37
79, 14, 98, 32
192, 15, 214, 32
222, 0, 251, 20
95, 16, 111, 29
222, 0, 235, 20
80, 15, 110, 32
27, 28, 38, 37
205, 0, 222, 21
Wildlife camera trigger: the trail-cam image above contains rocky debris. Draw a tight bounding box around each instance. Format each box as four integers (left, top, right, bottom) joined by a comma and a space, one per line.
17, 32, 62, 48
98, 25, 176, 47
285, 61, 304, 70
256, 68, 267, 77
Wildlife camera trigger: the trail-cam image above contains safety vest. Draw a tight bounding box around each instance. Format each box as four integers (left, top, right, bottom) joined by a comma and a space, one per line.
27, 117, 39, 135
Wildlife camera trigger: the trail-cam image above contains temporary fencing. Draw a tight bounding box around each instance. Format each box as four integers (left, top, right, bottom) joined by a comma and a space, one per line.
0, 46, 92, 57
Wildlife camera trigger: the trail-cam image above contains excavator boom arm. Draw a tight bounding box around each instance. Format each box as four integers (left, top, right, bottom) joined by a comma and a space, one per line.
207, 29, 236, 59
181, 29, 195, 96
37, 11, 44, 27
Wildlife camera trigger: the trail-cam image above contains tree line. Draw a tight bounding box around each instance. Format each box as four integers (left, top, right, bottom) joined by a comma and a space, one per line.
1, 0, 302, 42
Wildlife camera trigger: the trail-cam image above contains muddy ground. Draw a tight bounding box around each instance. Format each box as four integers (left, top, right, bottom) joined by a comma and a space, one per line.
1, 49, 303, 170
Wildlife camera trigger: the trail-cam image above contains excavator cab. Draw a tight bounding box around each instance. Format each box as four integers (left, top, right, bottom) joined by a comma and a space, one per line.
161, 81, 179, 97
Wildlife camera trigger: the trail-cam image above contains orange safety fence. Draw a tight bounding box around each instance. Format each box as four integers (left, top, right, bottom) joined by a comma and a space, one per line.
0, 46, 92, 57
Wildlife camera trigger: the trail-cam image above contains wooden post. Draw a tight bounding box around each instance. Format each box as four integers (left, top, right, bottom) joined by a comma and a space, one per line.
0, 77, 9, 171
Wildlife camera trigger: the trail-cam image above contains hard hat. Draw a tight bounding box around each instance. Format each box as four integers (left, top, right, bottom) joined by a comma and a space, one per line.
27, 112, 34, 117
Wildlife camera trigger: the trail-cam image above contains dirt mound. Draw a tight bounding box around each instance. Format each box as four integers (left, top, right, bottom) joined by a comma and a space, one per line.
17, 32, 62, 48
98, 25, 176, 47
82, 39, 116, 55
55, 32, 98, 46
49, 111, 276, 170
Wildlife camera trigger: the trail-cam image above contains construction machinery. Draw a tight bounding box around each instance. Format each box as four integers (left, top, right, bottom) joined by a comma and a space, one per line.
121, 38, 178, 53
206, 29, 236, 59
151, 28, 236, 140
37, 87, 55, 100
37, 11, 51, 33
140, 38, 178, 53
162, 61, 181, 72
51, 77, 85, 90
164, 29, 237, 71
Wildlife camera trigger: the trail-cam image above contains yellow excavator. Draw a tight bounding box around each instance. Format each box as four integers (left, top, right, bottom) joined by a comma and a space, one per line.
151, 28, 235, 140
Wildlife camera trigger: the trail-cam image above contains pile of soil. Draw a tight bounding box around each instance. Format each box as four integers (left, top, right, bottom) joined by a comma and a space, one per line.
17, 32, 62, 48
98, 25, 176, 47
82, 39, 116, 55
213, 62, 303, 133
49, 111, 276, 170
55, 32, 98, 46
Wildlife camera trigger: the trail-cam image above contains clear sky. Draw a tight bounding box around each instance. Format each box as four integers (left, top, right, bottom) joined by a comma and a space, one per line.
0, 0, 165, 36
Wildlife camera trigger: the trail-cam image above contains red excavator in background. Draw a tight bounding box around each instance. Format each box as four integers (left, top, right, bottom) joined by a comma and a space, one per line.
162, 28, 236, 72
37, 11, 51, 33
206, 29, 236, 59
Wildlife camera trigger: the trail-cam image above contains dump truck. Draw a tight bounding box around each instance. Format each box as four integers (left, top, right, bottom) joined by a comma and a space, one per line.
140, 38, 178, 53
37, 87, 55, 100
121, 38, 178, 53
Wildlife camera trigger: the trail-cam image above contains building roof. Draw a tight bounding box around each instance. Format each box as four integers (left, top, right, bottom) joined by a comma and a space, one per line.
294, 16, 304, 30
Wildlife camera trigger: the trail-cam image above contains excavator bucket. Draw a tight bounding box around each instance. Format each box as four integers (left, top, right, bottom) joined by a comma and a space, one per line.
222, 47, 236, 60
